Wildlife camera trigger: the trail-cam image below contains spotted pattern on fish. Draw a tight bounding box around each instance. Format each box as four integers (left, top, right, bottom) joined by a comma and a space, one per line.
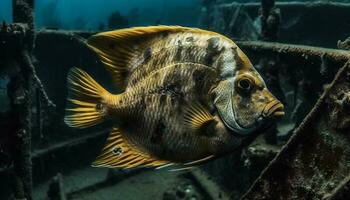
110, 63, 218, 161
65, 26, 284, 168
121, 32, 242, 89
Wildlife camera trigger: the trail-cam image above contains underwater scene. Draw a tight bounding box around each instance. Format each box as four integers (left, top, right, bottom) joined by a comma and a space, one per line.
1, 0, 350, 199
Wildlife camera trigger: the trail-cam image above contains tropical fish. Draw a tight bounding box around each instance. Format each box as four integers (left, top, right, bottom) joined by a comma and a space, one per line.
64, 26, 284, 169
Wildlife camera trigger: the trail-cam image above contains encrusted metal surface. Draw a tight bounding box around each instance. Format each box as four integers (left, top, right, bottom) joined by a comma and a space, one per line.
237, 41, 350, 63
241, 61, 350, 199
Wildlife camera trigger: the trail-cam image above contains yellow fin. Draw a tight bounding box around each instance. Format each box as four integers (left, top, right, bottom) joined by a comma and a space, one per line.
87, 26, 221, 89
64, 68, 111, 129
92, 128, 170, 169
184, 103, 215, 133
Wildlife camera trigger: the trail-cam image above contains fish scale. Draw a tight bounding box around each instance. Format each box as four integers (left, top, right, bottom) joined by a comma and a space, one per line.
127, 40, 224, 88
113, 64, 215, 161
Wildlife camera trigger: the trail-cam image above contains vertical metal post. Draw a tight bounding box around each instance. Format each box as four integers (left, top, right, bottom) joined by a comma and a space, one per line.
10, 0, 35, 199
12, 0, 35, 50
260, 0, 280, 41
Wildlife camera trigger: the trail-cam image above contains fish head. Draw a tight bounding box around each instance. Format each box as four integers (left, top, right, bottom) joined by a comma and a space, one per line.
213, 46, 284, 135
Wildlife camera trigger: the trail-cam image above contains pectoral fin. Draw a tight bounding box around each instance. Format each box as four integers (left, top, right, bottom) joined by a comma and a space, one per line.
93, 128, 170, 169
184, 103, 215, 134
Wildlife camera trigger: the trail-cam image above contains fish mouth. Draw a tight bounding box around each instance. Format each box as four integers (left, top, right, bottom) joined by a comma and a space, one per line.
262, 100, 285, 119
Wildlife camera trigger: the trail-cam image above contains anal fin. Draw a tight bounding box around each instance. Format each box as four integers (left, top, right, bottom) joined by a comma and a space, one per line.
93, 128, 170, 169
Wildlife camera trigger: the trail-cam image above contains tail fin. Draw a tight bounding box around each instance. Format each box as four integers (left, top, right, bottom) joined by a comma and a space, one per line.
64, 67, 111, 129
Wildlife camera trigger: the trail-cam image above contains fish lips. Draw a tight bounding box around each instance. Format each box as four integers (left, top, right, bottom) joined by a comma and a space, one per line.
262, 100, 285, 119
255, 100, 285, 131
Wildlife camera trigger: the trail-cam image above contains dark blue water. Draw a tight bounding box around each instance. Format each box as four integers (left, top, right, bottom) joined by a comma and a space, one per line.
0, 0, 201, 30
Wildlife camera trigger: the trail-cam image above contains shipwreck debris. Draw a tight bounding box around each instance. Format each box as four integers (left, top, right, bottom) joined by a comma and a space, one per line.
237, 41, 350, 63
163, 179, 203, 200
9, 1, 35, 199
47, 173, 66, 200
206, 1, 350, 47
259, 0, 280, 41
241, 61, 350, 199
323, 174, 350, 200
0, 1, 54, 199
337, 37, 350, 51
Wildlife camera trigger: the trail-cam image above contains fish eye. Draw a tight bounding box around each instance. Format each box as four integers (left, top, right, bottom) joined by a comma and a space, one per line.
237, 77, 253, 93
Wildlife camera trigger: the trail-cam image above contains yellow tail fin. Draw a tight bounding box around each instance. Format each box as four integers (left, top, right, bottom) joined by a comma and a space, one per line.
64, 67, 110, 129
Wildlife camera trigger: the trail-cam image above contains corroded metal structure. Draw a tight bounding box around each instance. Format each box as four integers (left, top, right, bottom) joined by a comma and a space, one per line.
242, 61, 350, 199
198, 1, 350, 199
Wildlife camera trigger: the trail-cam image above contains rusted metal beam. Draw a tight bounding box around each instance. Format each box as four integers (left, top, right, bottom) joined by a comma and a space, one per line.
237, 41, 350, 63
31, 130, 107, 159
241, 60, 350, 199
0, 129, 109, 198
323, 174, 350, 200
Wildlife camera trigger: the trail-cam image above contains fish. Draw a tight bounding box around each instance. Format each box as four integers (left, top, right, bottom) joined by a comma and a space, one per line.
64, 26, 284, 169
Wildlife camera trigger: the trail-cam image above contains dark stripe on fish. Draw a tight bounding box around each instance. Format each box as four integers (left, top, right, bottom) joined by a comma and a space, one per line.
204, 37, 224, 67
143, 47, 152, 64
150, 120, 165, 144
175, 40, 183, 61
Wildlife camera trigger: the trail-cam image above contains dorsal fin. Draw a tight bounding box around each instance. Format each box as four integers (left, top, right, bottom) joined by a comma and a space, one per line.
87, 26, 223, 90
92, 128, 170, 169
